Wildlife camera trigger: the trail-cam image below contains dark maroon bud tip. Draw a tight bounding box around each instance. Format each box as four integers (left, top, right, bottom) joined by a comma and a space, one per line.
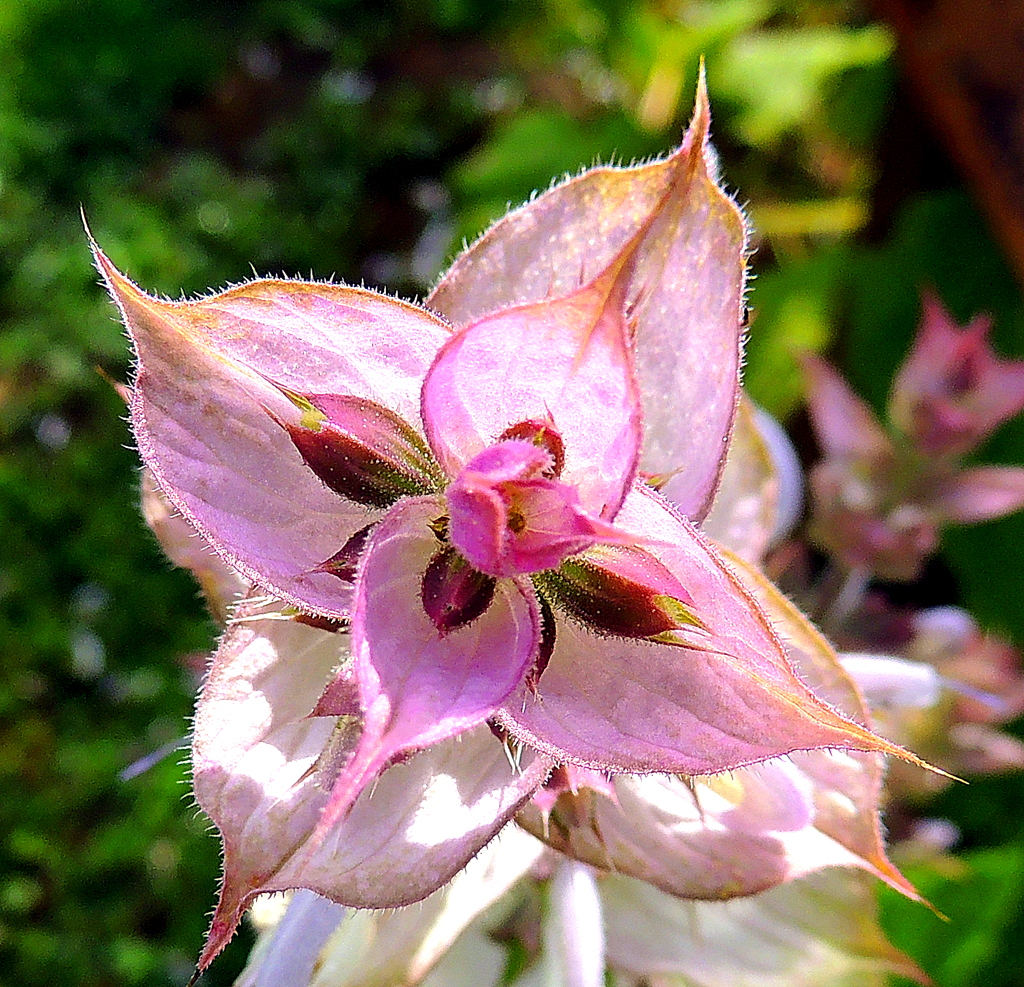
498, 419, 566, 477
314, 522, 378, 582
421, 546, 497, 634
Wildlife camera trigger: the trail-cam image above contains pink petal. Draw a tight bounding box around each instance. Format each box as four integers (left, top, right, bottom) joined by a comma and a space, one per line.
800, 352, 892, 461
421, 247, 643, 520
446, 441, 634, 576
578, 541, 693, 602
713, 549, 920, 898
519, 763, 904, 903
933, 466, 1024, 523
520, 547, 920, 904
94, 247, 449, 618
192, 596, 552, 969
139, 468, 246, 625
497, 485, 921, 776
311, 496, 543, 836
702, 397, 786, 565
428, 78, 746, 521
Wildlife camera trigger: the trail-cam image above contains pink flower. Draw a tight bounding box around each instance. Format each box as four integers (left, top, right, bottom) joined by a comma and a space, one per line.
891, 293, 1024, 458
802, 298, 1024, 579
97, 84, 912, 969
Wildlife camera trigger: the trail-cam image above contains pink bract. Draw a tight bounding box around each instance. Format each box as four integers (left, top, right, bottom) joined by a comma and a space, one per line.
97, 81, 920, 970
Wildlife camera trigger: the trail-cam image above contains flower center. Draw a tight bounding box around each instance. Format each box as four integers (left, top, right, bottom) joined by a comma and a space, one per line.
444, 436, 604, 578
507, 506, 527, 534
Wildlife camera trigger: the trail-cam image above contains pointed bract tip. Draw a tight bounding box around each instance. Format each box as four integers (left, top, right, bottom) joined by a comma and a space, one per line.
79, 205, 94, 244
695, 57, 710, 120
681, 58, 711, 159
196, 915, 238, 974
864, 731, 960, 782
867, 848, 935, 912
87, 234, 137, 301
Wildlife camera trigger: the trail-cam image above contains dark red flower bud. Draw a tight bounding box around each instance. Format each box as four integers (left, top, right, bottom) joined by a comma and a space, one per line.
421, 546, 497, 634
536, 546, 704, 640
271, 387, 442, 508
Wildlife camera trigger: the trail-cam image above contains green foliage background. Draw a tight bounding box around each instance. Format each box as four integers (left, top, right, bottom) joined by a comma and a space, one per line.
2, 1, 1022, 984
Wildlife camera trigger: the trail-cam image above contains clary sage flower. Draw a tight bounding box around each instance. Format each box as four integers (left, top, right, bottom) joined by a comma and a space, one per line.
97, 83, 921, 971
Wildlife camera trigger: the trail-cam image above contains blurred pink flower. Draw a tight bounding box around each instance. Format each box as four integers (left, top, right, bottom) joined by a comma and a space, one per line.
802, 300, 1024, 580
891, 293, 1024, 458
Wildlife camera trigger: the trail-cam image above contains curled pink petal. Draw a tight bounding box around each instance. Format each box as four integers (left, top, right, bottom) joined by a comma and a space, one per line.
422, 245, 643, 520
446, 441, 635, 577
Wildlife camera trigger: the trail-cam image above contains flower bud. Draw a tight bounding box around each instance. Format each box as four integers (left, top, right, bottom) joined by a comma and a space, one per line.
421, 545, 498, 634
537, 548, 703, 639
273, 387, 441, 508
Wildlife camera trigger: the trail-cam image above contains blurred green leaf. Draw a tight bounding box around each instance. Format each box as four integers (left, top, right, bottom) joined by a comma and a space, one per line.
716, 24, 894, 147
882, 847, 1024, 987
744, 244, 850, 418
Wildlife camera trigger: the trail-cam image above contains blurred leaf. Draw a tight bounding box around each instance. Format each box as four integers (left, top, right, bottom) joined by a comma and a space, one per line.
744, 244, 850, 418
449, 107, 651, 243
881, 847, 1024, 987
750, 197, 869, 240
716, 24, 894, 147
